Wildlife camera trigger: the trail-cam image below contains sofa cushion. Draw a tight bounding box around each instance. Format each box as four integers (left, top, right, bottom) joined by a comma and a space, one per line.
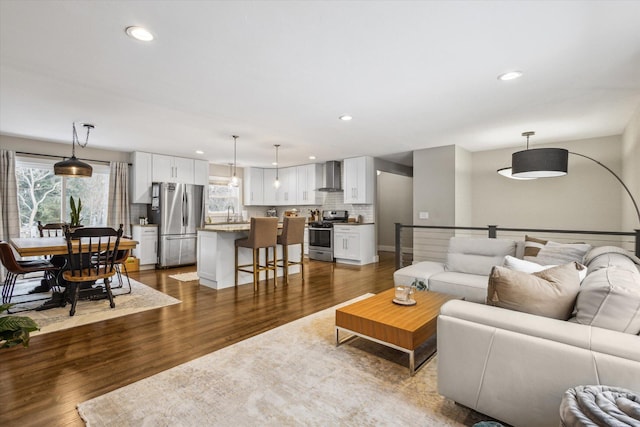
487, 263, 582, 320
584, 246, 640, 275
446, 237, 516, 276
570, 264, 640, 334
429, 271, 489, 304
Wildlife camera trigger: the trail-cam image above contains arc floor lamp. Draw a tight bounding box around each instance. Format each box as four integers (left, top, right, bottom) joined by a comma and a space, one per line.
500, 131, 640, 227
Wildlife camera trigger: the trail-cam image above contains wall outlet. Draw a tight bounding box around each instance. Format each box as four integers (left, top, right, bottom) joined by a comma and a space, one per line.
419, 211, 429, 219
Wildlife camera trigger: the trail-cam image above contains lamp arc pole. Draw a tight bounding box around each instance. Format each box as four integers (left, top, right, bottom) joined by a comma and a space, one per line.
569, 151, 640, 226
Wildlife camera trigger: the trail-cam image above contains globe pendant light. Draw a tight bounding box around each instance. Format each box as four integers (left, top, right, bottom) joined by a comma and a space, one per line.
54, 122, 94, 177
230, 135, 239, 187
273, 144, 281, 189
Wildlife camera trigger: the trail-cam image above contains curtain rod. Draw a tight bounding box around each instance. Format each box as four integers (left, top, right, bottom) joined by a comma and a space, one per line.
15, 151, 132, 166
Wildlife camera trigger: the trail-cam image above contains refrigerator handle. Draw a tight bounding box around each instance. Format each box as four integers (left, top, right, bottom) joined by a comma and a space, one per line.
184, 191, 189, 226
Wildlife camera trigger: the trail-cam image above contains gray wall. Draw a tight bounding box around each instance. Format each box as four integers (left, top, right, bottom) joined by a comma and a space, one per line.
413, 145, 456, 226
376, 172, 412, 251
622, 105, 640, 231
471, 135, 623, 230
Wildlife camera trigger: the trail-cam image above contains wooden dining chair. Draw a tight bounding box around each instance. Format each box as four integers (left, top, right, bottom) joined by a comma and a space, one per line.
0, 241, 61, 312
273, 217, 306, 285
62, 224, 123, 316
37, 221, 66, 237
235, 217, 278, 292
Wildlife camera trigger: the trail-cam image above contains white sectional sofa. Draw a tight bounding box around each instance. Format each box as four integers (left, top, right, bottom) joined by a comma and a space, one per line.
393, 237, 521, 303
436, 248, 640, 427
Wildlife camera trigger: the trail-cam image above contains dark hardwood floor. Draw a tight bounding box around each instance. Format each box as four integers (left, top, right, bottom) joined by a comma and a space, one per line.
1, 252, 396, 426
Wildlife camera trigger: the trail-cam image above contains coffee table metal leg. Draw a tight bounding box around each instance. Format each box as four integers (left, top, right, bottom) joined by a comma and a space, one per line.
409, 351, 415, 375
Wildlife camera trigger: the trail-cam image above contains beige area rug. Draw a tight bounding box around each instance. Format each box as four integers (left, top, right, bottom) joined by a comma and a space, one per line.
2, 278, 180, 336
77, 295, 487, 426
168, 272, 199, 282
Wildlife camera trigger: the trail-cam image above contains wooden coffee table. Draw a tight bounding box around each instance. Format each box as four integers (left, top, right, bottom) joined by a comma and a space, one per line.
335, 288, 459, 375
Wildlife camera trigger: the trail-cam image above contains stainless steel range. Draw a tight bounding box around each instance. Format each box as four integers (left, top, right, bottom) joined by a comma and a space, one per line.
308, 210, 348, 261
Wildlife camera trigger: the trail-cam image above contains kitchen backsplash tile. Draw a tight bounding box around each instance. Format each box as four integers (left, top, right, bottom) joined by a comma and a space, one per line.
244, 191, 374, 223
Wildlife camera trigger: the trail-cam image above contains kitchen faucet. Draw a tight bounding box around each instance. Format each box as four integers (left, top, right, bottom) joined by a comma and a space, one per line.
227, 205, 235, 223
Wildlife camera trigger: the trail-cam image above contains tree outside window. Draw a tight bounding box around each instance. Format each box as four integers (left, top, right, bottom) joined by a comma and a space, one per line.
16, 158, 110, 237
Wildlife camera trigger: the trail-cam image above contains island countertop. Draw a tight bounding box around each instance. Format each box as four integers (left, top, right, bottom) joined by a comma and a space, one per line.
199, 223, 290, 232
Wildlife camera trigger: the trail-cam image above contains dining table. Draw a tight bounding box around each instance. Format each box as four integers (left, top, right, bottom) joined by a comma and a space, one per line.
10, 236, 138, 257
9, 236, 138, 310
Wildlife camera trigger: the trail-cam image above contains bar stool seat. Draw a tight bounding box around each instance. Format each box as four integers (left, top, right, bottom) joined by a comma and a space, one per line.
235, 217, 278, 291
274, 217, 306, 285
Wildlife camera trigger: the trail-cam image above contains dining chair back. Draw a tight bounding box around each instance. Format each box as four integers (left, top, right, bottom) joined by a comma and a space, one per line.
0, 241, 60, 311
37, 221, 66, 237
276, 217, 306, 285
62, 224, 123, 316
235, 217, 278, 291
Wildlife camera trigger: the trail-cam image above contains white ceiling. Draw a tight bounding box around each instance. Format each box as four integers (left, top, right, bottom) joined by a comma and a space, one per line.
1, 1, 640, 168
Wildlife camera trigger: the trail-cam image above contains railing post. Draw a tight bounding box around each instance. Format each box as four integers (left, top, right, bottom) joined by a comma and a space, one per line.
395, 223, 402, 269
488, 225, 497, 239
635, 229, 640, 258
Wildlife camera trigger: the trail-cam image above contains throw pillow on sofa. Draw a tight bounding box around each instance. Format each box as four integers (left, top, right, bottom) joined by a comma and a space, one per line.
503, 255, 587, 281
524, 241, 591, 266
524, 235, 547, 257
487, 263, 583, 320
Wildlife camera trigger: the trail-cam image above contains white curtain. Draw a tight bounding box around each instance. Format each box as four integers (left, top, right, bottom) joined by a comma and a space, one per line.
1, 150, 21, 281
107, 162, 131, 236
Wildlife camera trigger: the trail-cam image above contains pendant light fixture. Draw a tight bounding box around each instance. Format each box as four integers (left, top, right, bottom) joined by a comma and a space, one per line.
54, 122, 94, 177
230, 135, 239, 187
273, 144, 281, 189
511, 131, 568, 178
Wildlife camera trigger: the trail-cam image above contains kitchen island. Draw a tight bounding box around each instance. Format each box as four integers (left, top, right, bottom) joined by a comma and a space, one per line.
197, 223, 301, 289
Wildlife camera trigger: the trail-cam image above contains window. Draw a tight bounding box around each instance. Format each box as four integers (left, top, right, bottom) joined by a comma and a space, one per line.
16, 157, 110, 237
207, 176, 241, 221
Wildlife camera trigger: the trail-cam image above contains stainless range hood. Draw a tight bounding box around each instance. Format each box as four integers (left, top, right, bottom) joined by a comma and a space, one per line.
317, 160, 343, 192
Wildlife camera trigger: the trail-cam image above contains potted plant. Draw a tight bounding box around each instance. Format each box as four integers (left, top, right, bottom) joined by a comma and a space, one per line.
69, 195, 83, 228
0, 303, 39, 348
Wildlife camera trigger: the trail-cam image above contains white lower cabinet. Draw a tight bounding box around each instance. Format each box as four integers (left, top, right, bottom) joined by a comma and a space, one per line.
332, 224, 377, 265
131, 225, 158, 268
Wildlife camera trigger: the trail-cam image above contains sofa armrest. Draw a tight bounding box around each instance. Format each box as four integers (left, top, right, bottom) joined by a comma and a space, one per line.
437, 300, 640, 427
393, 261, 446, 286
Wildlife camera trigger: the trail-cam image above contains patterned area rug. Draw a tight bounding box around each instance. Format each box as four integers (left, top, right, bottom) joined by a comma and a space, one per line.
2, 278, 180, 335
168, 272, 199, 282
77, 295, 487, 426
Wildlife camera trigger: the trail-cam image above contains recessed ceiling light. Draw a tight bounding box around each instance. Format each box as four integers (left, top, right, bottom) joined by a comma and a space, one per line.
309, 155, 316, 160
497, 71, 523, 81
339, 115, 353, 121
272, 162, 278, 166
195, 150, 204, 155
125, 26, 154, 42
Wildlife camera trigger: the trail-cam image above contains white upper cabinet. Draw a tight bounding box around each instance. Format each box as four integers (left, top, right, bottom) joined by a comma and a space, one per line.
343, 156, 374, 204
244, 167, 264, 206
193, 160, 210, 187
296, 164, 323, 205
280, 167, 297, 205
152, 154, 194, 183
131, 151, 153, 204
263, 168, 279, 205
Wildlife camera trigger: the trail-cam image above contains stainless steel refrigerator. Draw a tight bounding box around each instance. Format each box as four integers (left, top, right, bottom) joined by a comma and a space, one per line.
148, 182, 204, 268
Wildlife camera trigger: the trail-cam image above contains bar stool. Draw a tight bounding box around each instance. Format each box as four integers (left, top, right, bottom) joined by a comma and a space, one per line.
274, 217, 306, 285
235, 217, 278, 292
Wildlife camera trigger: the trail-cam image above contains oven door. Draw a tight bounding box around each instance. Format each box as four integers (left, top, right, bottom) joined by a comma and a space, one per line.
308, 227, 332, 249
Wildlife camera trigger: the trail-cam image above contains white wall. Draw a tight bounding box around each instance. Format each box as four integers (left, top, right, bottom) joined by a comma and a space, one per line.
455, 146, 472, 227
471, 135, 623, 231
376, 172, 412, 251
622, 105, 640, 231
